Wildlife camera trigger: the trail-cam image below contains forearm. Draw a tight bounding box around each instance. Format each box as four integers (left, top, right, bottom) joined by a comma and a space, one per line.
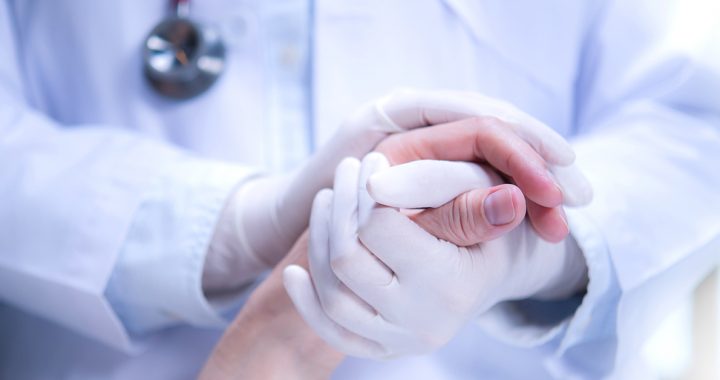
201, 319, 340, 380
200, 233, 344, 380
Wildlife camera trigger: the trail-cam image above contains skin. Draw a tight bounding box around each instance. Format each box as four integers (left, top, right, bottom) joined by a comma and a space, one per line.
374, 116, 569, 243
201, 116, 583, 378
199, 233, 343, 380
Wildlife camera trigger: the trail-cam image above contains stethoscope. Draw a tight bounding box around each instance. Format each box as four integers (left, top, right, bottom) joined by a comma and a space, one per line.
143, 0, 226, 99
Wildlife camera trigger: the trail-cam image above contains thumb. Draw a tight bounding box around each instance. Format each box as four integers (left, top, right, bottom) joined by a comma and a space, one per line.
367, 160, 501, 209
366, 159, 526, 245
410, 184, 526, 246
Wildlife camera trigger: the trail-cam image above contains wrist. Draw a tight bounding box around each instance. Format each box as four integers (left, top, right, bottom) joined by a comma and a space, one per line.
201, 239, 343, 379
236, 175, 297, 265
202, 179, 272, 296
242, 311, 343, 379
203, 323, 341, 380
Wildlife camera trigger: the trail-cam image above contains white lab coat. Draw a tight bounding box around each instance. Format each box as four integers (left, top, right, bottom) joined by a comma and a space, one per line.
1, 0, 720, 379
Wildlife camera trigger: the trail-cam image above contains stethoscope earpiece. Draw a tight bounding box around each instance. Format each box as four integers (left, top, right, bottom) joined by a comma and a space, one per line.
143, 0, 226, 100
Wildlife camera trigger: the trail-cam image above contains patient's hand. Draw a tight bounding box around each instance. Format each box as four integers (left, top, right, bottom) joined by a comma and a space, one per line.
199, 232, 342, 380
374, 116, 591, 243
201, 93, 593, 375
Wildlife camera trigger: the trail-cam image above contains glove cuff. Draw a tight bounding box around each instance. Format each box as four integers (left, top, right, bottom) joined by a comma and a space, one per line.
202, 174, 280, 293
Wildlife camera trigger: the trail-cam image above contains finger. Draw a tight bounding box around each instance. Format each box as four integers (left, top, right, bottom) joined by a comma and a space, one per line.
377, 89, 575, 165
526, 201, 569, 243
283, 265, 386, 358
374, 117, 563, 208
367, 160, 500, 209
308, 169, 380, 332
329, 156, 393, 286
410, 185, 527, 246
307, 188, 335, 292
310, 165, 409, 350
307, 189, 390, 349
330, 157, 361, 254
329, 153, 399, 326
550, 164, 594, 206
358, 152, 390, 226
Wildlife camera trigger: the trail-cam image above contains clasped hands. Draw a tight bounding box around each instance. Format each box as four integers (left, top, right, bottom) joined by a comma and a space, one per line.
200, 90, 594, 379
283, 91, 593, 359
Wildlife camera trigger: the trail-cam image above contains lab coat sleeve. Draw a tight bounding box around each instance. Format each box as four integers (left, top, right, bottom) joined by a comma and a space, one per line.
0, 3, 257, 351
475, 1, 720, 377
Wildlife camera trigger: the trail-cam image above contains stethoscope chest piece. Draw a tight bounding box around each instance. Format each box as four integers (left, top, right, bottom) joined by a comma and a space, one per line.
143, 16, 226, 99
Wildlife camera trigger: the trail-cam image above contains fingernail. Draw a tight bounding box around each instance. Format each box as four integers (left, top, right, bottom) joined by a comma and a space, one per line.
484, 189, 516, 226
559, 206, 569, 231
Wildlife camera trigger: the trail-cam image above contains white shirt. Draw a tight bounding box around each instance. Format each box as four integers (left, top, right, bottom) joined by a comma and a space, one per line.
1, 1, 720, 379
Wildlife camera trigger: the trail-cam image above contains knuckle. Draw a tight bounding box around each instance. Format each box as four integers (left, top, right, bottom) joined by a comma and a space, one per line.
503, 151, 516, 173
374, 132, 401, 153
444, 192, 487, 246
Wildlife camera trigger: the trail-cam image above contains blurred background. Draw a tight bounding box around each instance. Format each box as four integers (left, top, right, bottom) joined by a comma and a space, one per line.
644, 269, 718, 379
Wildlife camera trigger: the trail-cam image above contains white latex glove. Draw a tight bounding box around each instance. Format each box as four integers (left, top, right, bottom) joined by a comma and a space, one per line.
204, 89, 584, 293
284, 153, 588, 358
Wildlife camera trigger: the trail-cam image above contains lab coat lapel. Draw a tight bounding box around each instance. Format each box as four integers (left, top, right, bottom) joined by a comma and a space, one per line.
439, 0, 582, 95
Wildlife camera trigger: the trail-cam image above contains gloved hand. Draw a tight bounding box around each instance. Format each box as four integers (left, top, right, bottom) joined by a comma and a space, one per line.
284, 153, 589, 358
203, 89, 585, 293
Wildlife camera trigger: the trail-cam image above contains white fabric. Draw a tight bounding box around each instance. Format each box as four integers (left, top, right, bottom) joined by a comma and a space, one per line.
0, 0, 718, 379
0, 0, 269, 346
